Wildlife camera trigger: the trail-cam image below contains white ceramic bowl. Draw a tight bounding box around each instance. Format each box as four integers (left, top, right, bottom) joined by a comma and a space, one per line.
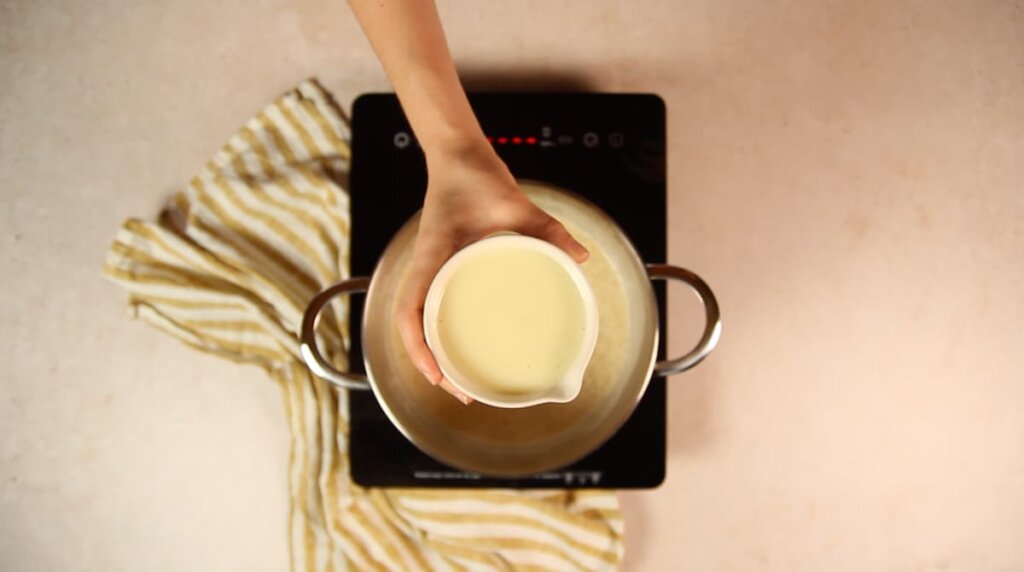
422, 234, 599, 408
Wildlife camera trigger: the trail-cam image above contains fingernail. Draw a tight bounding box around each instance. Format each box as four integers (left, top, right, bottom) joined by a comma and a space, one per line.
458, 394, 472, 405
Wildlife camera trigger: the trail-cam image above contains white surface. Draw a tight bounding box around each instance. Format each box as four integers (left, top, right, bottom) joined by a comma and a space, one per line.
2, 0, 1023, 570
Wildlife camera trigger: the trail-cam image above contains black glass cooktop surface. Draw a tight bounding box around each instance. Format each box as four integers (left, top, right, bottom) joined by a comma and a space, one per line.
348, 93, 666, 488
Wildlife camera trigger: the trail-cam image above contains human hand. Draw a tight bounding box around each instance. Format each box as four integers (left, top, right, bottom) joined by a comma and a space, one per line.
396, 139, 589, 404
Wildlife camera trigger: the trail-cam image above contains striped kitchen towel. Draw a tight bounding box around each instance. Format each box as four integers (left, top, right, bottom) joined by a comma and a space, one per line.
103, 79, 624, 571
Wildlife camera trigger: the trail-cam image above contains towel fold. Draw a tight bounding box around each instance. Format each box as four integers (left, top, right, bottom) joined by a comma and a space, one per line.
104, 79, 624, 571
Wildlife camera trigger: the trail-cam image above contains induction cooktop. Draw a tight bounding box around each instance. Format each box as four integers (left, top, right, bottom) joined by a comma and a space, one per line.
348, 93, 666, 488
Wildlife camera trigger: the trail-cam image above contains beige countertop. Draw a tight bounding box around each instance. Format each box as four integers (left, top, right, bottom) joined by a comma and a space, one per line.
2, 0, 1022, 570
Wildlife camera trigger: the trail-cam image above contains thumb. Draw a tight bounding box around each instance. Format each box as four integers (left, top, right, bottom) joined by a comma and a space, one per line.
527, 217, 589, 264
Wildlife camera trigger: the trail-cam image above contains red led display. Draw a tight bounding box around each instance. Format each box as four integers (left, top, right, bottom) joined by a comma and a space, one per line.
488, 135, 539, 145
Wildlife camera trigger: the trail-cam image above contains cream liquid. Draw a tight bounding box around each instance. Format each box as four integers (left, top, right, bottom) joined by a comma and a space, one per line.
436, 247, 587, 395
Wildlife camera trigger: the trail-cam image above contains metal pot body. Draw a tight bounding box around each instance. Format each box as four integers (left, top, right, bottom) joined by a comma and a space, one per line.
301, 181, 720, 476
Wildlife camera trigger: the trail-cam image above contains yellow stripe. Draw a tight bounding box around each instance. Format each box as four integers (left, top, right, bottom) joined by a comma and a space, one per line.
298, 98, 350, 158
280, 99, 351, 189
208, 173, 335, 284
179, 331, 283, 362
105, 242, 274, 315
368, 490, 416, 537
395, 490, 615, 538
108, 246, 204, 294
235, 126, 347, 230
190, 176, 316, 296
333, 519, 380, 571
442, 558, 469, 572
106, 238, 339, 353
337, 515, 390, 571
250, 112, 352, 240
135, 312, 264, 367
104, 263, 235, 302
272, 368, 302, 572
187, 178, 315, 306
170, 191, 190, 215
350, 503, 410, 571
423, 538, 504, 570
323, 544, 335, 572
182, 195, 345, 354
303, 366, 335, 572
302, 365, 337, 572
255, 113, 348, 216
361, 493, 439, 572
272, 101, 344, 187
227, 152, 341, 275
288, 365, 318, 572
212, 132, 244, 170
369, 491, 435, 571
128, 293, 240, 310
275, 100, 321, 163
524, 490, 566, 501
123, 219, 261, 298
287, 164, 351, 236
106, 244, 237, 295
256, 111, 301, 163
183, 214, 306, 314
271, 100, 345, 177
396, 506, 618, 565
430, 535, 588, 572
131, 302, 281, 364
229, 132, 345, 264
178, 318, 268, 332
307, 373, 343, 572
294, 81, 352, 155
282, 367, 317, 572
108, 240, 194, 279
109, 260, 315, 358
133, 304, 284, 362
581, 508, 622, 522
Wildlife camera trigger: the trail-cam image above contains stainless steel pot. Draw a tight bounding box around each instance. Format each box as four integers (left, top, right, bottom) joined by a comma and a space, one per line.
300, 181, 721, 477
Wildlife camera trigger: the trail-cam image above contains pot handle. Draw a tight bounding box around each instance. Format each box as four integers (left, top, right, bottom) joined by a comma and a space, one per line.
647, 264, 722, 376
300, 277, 373, 391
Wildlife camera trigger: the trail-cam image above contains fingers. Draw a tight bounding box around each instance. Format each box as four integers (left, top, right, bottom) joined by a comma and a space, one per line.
396, 305, 473, 404
523, 216, 590, 263
396, 238, 474, 405
396, 303, 442, 384
395, 237, 449, 382
439, 379, 473, 405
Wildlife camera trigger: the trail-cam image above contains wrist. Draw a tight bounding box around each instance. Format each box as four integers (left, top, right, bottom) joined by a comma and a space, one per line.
422, 133, 518, 202
420, 124, 489, 164
422, 128, 495, 171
